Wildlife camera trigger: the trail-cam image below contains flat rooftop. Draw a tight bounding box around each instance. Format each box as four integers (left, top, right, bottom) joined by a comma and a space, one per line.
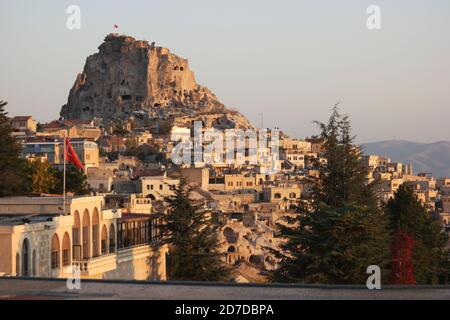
0, 278, 449, 300
0, 214, 58, 226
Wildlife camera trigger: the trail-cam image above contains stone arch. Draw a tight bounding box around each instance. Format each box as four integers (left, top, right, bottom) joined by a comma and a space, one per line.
82, 209, 90, 259
226, 245, 238, 264
51, 234, 60, 270
146, 194, 156, 201
21, 238, 30, 276
62, 232, 71, 267
73, 210, 81, 260
92, 208, 100, 257
109, 223, 116, 253
101, 224, 108, 254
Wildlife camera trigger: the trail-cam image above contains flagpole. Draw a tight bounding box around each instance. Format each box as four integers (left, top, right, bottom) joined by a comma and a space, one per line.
63, 135, 67, 215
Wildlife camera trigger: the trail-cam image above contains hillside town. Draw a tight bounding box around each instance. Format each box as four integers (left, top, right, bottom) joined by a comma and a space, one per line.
2, 110, 450, 282
0, 34, 449, 284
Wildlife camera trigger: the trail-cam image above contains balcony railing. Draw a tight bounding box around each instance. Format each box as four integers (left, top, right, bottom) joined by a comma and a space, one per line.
72, 253, 117, 276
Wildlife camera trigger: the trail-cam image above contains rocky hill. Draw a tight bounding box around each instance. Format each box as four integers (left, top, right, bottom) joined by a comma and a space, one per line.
60, 34, 252, 128
363, 140, 450, 178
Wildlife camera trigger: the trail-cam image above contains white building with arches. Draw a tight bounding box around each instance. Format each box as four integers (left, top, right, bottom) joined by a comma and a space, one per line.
0, 196, 167, 280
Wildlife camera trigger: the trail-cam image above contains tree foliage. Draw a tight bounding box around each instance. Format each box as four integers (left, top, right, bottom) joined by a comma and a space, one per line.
112, 123, 129, 136
386, 184, 449, 284
0, 101, 30, 197
163, 178, 230, 281
125, 142, 163, 163
26, 159, 58, 194
272, 106, 390, 284
390, 230, 416, 284
159, 120, 172, 135
51, 164, 90, 195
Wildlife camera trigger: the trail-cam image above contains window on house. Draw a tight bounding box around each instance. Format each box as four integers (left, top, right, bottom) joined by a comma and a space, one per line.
62, 249, 70, 267
82, 226, 89, 259
61, 232, 71, 267
51, 234, 60, 269
109, 225, 116, 253
51, 251, 59, 269
92, 224, 99, 257
32, 251, 36, 276
21, 239, 30, 277
101, 239, 107, 254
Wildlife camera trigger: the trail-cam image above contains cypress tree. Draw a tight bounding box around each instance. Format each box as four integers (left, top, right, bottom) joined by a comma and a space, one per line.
272, 106, 390, 284
163, 178, 230, 281
0, 101, 30, 197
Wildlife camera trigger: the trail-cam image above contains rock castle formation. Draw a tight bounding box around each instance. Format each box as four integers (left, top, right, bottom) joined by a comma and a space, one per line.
60, 34, 252, 129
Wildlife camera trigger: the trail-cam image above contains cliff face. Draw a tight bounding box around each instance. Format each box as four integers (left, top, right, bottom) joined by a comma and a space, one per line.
60, 34, 229, 122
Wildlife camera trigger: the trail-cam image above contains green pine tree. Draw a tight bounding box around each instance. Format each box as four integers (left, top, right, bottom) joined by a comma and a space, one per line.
386, 184, 449, 284
163, 178, 230, 281
51, 164, 90, 195
112, 122, 129, 137
272, 106, 390, 284
0, 101, 30, 197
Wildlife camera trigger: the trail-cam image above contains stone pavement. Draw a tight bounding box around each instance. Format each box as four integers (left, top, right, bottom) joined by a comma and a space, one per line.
0, 278, 449, 300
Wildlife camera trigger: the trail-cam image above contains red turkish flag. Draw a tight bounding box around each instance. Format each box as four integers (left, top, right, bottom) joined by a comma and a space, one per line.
65, 138, 85, 171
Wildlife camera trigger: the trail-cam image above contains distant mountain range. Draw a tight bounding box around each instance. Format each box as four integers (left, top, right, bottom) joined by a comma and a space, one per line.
362, 140, 450, 178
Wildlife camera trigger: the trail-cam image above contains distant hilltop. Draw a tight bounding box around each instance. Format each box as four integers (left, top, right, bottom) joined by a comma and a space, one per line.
363, 140, 450, 178
60, 34, 252, 128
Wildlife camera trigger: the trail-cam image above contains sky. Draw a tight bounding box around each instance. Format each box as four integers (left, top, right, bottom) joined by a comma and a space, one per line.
1, 0, 449, 143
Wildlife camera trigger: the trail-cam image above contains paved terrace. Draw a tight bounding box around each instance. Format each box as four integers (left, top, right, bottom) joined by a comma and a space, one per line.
0, 278, 449, 300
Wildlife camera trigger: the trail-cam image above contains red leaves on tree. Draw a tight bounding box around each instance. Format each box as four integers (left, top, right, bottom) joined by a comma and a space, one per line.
390, 231, 416, 285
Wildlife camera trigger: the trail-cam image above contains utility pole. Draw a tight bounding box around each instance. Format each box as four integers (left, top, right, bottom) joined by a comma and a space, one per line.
63, 135, 67, 215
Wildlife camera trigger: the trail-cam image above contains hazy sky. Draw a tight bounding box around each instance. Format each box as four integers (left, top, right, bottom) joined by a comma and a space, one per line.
1, 0, 449, 143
